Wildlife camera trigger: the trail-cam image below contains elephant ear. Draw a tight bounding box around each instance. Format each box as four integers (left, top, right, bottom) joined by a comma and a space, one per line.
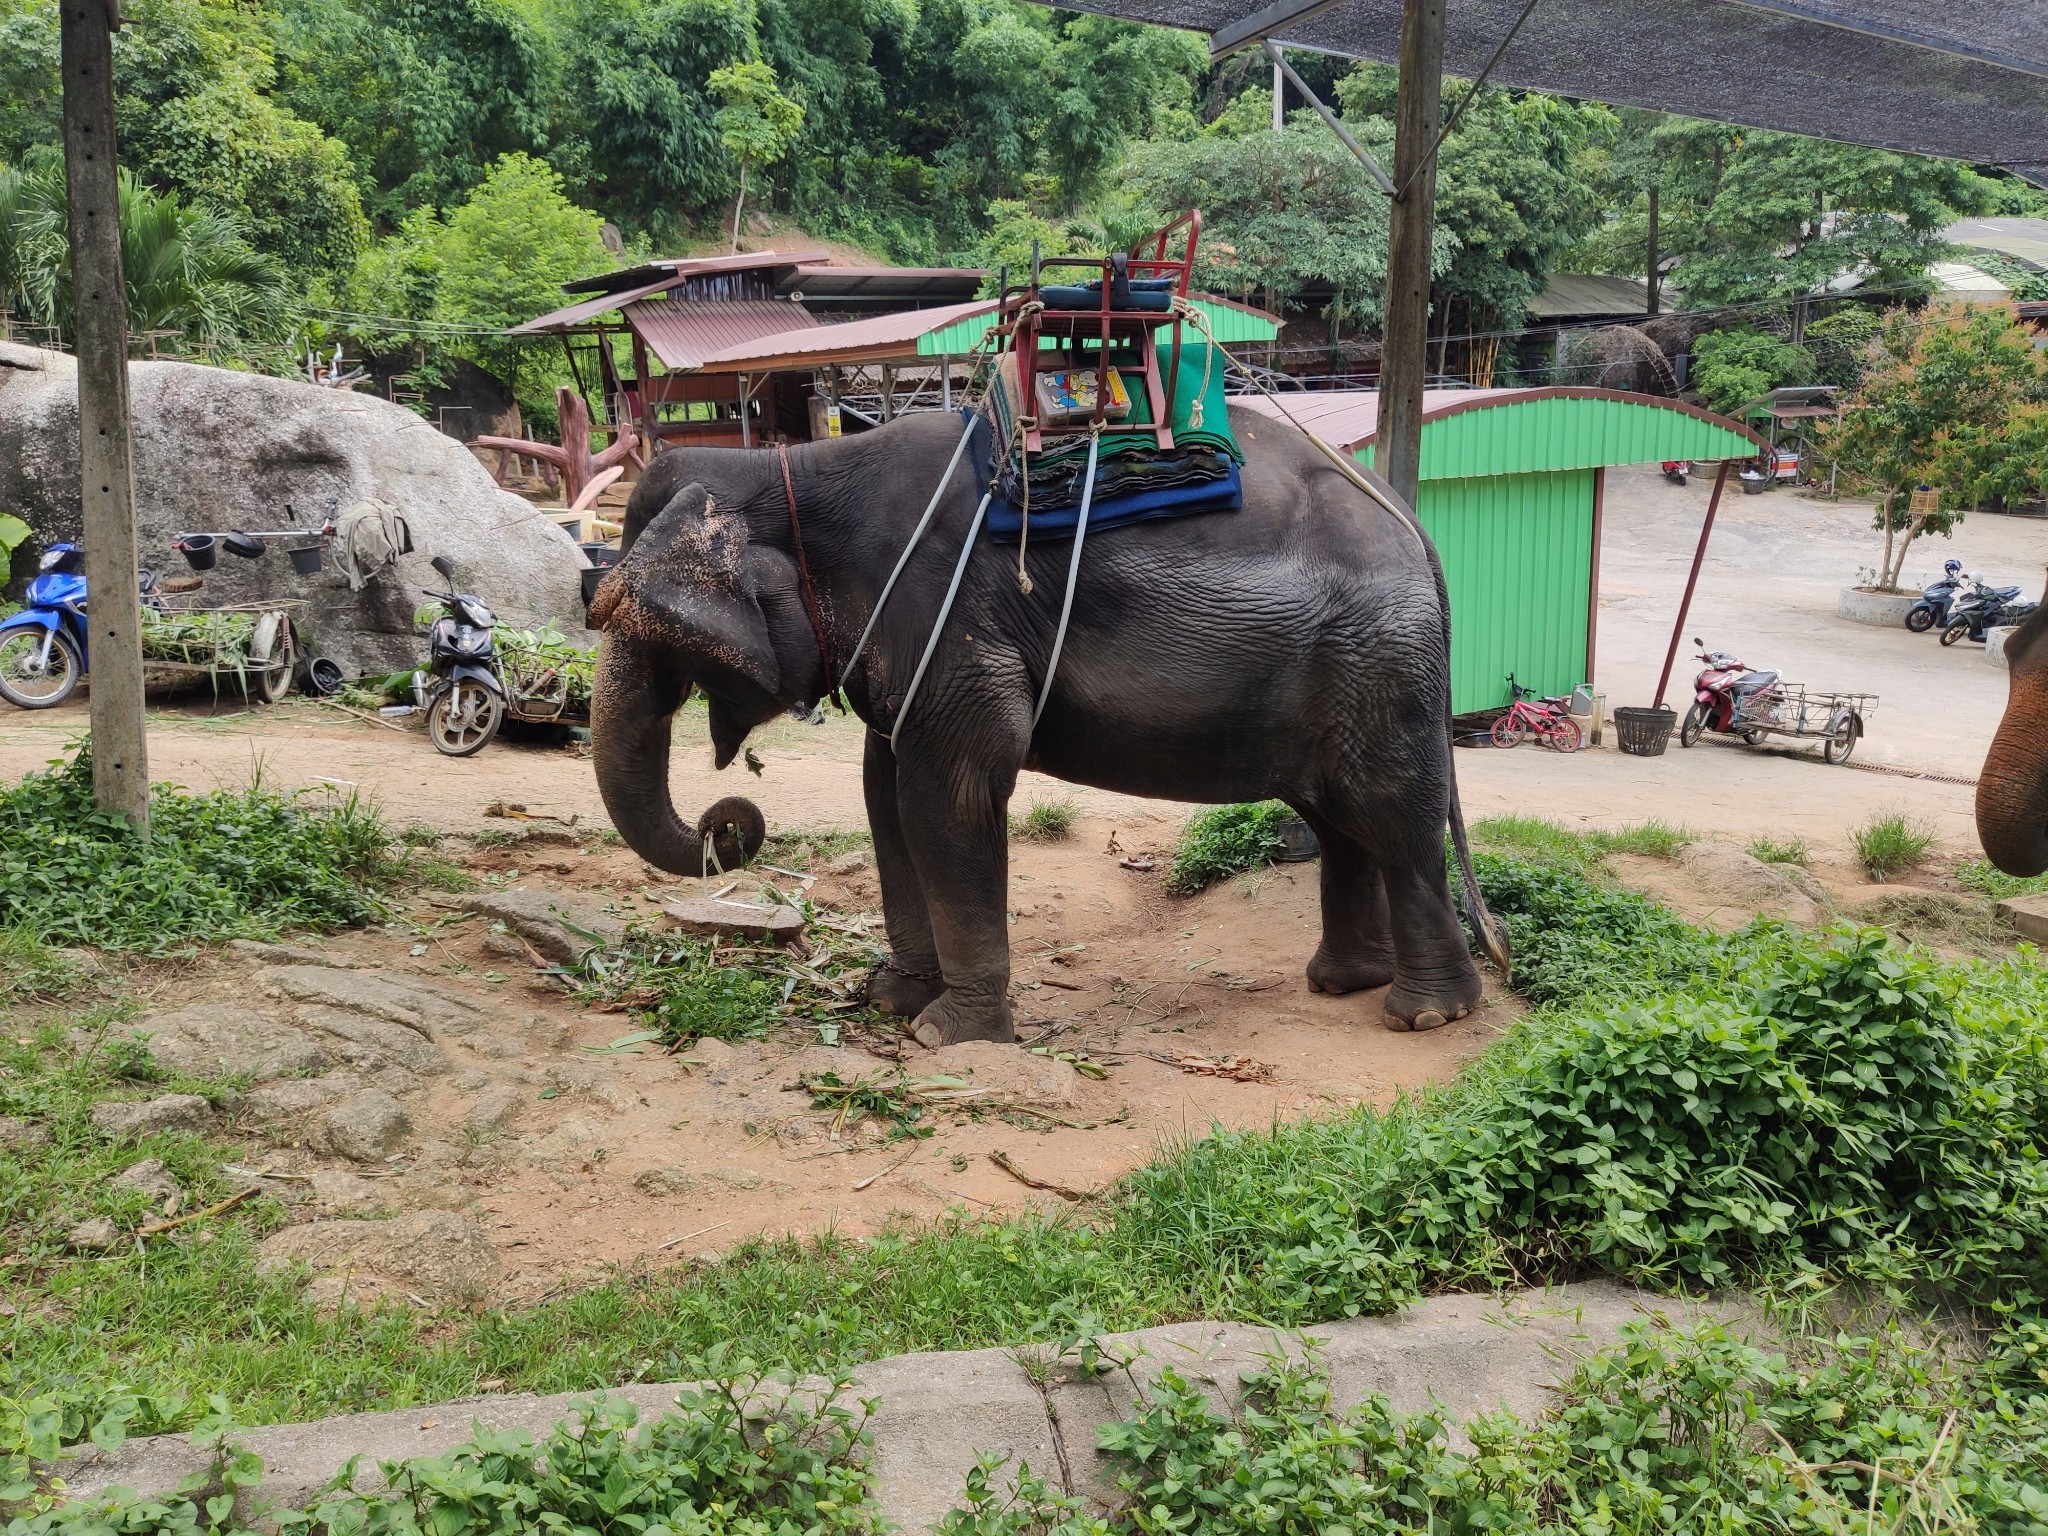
589, 482, 782, 700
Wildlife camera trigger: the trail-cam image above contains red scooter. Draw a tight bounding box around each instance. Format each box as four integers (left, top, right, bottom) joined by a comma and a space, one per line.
1662, 460, 1691, 486
1678, 640, 1782, 748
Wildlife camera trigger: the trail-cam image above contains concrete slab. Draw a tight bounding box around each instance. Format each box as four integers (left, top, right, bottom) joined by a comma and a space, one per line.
1995, 892, 2048, 943
60, 1283, 1728, 1524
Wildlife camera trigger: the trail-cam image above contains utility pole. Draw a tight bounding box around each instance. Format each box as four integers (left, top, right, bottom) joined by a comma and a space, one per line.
1379, 0, 1444, 510
61, 0, 150, 832
1645, 182, 1661, 317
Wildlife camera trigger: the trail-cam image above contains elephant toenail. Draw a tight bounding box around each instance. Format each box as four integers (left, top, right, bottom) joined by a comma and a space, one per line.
1412, 1010, 1448, 1031
911, 1021, 943, 1049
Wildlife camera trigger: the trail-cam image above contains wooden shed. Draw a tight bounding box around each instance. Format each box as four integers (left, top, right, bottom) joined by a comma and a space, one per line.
1235, 387, 1766, 714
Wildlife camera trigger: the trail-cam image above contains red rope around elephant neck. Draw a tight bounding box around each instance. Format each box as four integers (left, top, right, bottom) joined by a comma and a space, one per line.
777, 444, 839, 705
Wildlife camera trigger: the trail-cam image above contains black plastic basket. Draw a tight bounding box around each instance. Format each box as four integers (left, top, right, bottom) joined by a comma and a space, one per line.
1613, 705, 1677, 757
288, 544, 323, 575
1276, 817, 1320, 862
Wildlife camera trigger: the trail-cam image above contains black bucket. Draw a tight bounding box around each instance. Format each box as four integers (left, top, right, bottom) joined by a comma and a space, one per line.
288, 544, 324, 576
580, 541, 620, 569
1276, 817, 1320, 862
302, 657, 344, 696
177, 534, 218, 571
581, 565, 609, 607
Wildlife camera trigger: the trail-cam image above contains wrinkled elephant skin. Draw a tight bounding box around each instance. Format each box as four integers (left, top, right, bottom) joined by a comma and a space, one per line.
1978, 591, 2048, 877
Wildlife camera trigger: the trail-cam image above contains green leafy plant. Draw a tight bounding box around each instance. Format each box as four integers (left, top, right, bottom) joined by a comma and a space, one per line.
1010, 797, 1077, 843
1469, 851, 1717, 1004
495, 622, 595, 713
0, 747, 394, 950
1165, 801, 1293, 895
1854, 810, 1936, 881
1747, 834, 1810, 865
1688, 326, 1816, 416
1957, 857, 2048, 901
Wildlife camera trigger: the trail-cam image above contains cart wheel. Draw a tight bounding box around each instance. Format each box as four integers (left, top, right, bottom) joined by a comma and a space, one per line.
428, 679, 503, 756
1490, 713, 1526, 749
1741, 728, 1765, 746
244, 631, 295, 705
1940, 620, 1971, 647
1824, 709, 1861, 764
1545, 716, 1583, 753
0, 628, 83, 709
1678, 700, 1707, 747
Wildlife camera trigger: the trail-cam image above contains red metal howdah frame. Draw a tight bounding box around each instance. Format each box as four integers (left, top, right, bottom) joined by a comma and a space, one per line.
999, 210, 1200, 454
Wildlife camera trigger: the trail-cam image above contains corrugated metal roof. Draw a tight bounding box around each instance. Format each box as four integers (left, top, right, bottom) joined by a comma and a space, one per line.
1040, 0, 2048, 185
1233, 387, 1764, 473
623, 299, 820, 371
507, 274, 692, 336
562, 250, 832, 297
915, 294, 1280, 356
781, 267, 986, 306
1526, 274, 1651, 320
693, 301, 994, 373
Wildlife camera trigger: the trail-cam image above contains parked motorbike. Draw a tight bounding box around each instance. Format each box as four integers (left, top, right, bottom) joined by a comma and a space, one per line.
1941, 575, 2036, 647
418, 554, 505, 756
1661, 460, 1691, 486
1904, 559, 1965, 633
1678, 641, 1782, 748
0, 545, 176, 710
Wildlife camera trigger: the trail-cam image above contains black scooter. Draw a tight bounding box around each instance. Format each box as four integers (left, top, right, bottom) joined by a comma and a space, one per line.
419, 554, 504, 756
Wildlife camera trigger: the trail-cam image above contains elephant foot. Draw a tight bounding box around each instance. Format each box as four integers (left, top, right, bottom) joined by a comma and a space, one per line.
909, 991, 1016, 1049
1382, 971, 1483, 1033
1305, 945, 1397, 995
865, 960, 945, 1019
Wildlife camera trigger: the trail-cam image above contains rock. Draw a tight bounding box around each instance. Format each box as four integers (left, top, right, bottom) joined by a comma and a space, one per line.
259, 966, 489, 1039
632, 1167, 697, 1197
456, 891, 629, 964
917, 1039, 1082, 1110
482, 931, 530, 959
225, 939, 359, 968
313, 1090, 413, 1163
1676, 842, 1825, 926
462, 1086, 522, 1135
657, 896, 805, 947
243, 1075, 360, 1122
1778, 865, 1835, 912
90, 1094, 217, 1139
702, 1166, 768, 1191
0, 342, 588, 677
1997, 893, 2048, 944
0, 1114, 51, 1150
131, 1004, 329, 1082
109, 1158, 183, 1213
66, 1217, 120, 1253
453, 1071, 490, 1092
255, 1211, 500, 1306
310, 1169, 386, 1215
295, 1006, 451, 1082
827, 850, 869, 875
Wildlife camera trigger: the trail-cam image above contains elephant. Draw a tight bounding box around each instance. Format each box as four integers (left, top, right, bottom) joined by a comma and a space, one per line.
587, 406, 1509, 1047
1977, 589, 2048, 876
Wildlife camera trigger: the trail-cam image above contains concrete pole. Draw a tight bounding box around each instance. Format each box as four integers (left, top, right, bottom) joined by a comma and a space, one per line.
1378, 0, 1444, 510
62, 0, 150, 831
1272, 57, 1284, 131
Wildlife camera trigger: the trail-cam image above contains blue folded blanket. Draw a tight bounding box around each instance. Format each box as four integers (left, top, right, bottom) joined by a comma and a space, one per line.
965, 409, 1244, 544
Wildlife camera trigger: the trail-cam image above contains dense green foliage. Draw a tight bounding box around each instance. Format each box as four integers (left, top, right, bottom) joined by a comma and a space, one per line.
1164, 800, 1294, 895
1687, 327, 1816, 417
0, 747, 393, 950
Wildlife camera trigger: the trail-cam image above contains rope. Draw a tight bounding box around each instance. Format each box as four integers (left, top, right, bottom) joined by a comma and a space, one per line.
1030, 424, 1102, 730
890, 488, 995, 749
1012, 416, 1036, 595
776, 444, 838, 704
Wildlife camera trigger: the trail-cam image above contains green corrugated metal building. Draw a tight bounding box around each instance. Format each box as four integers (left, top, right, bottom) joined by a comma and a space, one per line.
1238, 388, 1764, 714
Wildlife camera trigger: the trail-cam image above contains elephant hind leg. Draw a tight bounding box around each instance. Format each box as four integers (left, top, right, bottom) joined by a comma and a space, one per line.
1299, 808, 1397, 995
864, 728, 944, 1016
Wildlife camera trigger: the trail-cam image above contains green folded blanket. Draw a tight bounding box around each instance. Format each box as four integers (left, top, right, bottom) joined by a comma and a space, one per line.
989, 341, 1242, 465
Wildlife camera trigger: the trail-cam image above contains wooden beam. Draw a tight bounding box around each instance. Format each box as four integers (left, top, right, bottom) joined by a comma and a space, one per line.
1378, 0, 1444, 510
62, 0, 149, 831
1654, 459, 1731, 708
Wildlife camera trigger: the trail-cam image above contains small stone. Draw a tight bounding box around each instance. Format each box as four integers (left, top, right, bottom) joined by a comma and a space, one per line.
414, 1140, 463, 1167
295, 1006, 450, 1082
633, 1167, 697, 1197
109, 1157, 183, 1212
482, 930, 529, 958
463, 1086, 521, 1135
255, 1211, 500, 1306
917, 1040, 1082, 1110
313, 1090, 413, 1163
0, 1114, 51, 1150
657, 896, 805, 947
826, 850, 869, 875
257, 966, 489, 1040
90, 1094, 217, 1139
681, 1038, 739, 1076
66, 1217, 120, 1253
457, 891, 628, 965
691, 1250, 723, 1268
454, 1070, 490, 1092
309, 1169, 385, 1215
131, 1005, 329, 1082
702, 1165, 764, 1191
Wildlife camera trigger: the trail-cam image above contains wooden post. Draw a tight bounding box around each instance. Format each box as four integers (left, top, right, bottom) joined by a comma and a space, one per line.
62, 0, 149, 831
1379, 0, 1444, 510
1653, 459, 1731, 707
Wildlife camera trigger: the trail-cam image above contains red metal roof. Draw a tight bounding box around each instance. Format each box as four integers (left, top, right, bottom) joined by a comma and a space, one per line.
622, 298, 820, 371
507, 274, 694, 336
692, 300, 996, 374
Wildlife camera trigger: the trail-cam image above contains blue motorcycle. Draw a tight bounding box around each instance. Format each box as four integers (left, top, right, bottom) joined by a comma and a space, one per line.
0, 543, 92, 709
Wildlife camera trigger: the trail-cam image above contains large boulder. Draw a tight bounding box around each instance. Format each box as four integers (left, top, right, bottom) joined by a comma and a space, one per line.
0, 343, 590, 675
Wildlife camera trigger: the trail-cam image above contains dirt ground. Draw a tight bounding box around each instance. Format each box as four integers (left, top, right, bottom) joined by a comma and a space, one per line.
6, 464, 2037, 1303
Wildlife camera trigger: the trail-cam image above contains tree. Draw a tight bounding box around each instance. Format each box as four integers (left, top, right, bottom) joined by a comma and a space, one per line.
431, 153, 612, 408
706, 59, 803, 252
1816, 304, 2048, 590
1688, 328, 1814, 416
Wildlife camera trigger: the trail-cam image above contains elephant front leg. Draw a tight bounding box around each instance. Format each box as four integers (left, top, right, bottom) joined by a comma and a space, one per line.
894, 752, 1018, 1048
1301, 812, 1398, 995
862, 729, 946, 1019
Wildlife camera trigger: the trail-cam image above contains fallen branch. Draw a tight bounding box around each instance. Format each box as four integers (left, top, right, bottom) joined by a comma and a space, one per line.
989, 1150, 1096, 1202
852, 1145, 922, 1191
136, 1186, 257, 1238
657, 1219, 733, 1252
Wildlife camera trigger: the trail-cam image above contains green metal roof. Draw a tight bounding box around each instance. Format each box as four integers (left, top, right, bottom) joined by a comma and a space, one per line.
915, 294, 1278, 356
1368, 390, 1765, 479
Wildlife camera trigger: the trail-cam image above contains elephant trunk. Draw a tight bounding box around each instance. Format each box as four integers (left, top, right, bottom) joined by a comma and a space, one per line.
1976, 666, 2048, 878
592, 635, 766, 876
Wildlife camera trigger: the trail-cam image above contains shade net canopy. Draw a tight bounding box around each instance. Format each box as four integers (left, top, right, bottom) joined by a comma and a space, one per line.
1054, 0, 2048, 184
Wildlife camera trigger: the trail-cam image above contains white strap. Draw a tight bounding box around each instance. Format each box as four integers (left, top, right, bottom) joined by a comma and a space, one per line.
842, 413, 979, 690
889, 488, 994, 749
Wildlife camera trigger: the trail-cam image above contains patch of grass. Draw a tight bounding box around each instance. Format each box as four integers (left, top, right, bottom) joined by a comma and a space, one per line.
1855, 810, 1937, 882
1165, 801, 1293, 895
0, 929, 84, 1007
1957, 857, 2048, 901
759, 827, 871, 871
0, 747, 395, 951
1009, 796, 1078, 843
1855, 889, 2013, 957
404, 857, 478, 893
1747, 834, 1810, 866
1587, 819, 1695, 860
1470, 814, 1597, 871
468, 827, 523, 851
